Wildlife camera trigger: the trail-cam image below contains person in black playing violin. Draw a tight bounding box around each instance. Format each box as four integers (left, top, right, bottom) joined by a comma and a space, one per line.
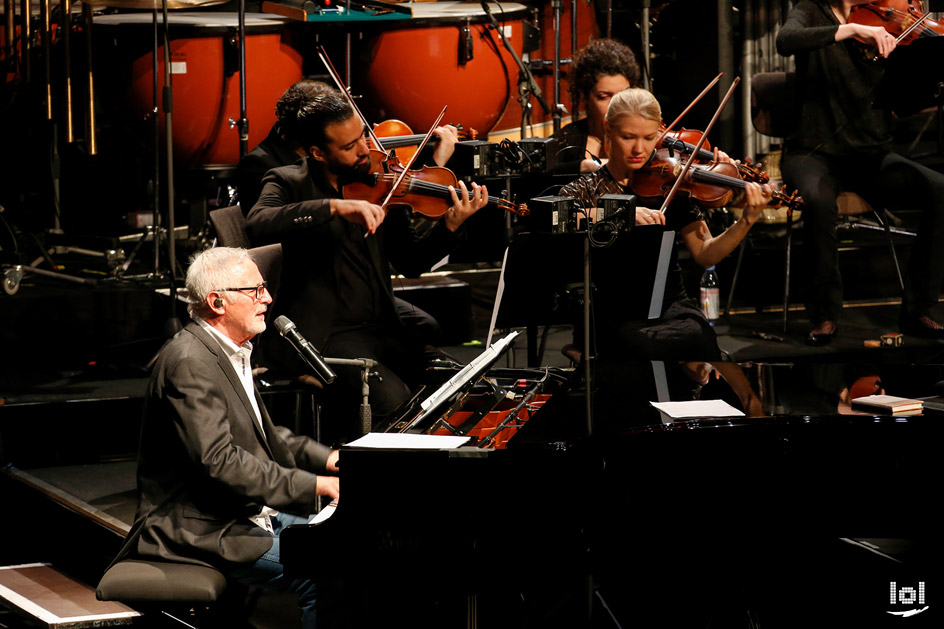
552, 38, 642, 174
246, 88, 488, 442
778, 0, 944, 344
235, 79, 330, 215
559, 87, 773, 360
237, 82, 451, 346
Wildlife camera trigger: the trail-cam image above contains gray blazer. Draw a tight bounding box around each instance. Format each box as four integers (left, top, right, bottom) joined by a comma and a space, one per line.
115, 322, 332, 568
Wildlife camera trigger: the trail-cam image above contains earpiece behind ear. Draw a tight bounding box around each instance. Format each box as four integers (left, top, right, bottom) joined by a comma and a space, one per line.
213, 297, 223, 308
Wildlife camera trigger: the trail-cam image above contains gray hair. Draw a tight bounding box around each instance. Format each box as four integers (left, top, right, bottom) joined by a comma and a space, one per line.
186, 247, 255, 318
605, 87, 661, 126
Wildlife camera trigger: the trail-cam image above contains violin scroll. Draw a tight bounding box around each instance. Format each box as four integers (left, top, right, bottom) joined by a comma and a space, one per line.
769, 185, 804, 211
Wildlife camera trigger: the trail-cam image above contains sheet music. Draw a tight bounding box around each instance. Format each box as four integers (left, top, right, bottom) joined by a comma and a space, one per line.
309, 499, 338, 525
346, 432, 472, 449
650, 399, 745, 419
418, 330, 520, 412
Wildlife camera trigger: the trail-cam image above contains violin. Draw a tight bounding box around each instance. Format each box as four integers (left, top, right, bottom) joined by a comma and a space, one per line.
342, 150, 529, 218
658, 126, 770, 185
633, 149, 802, 210
371, 120, 478, 162
849, 0, 944, 57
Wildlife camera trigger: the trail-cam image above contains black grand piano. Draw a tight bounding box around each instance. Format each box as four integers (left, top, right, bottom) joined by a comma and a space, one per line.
282, 357, 944, 628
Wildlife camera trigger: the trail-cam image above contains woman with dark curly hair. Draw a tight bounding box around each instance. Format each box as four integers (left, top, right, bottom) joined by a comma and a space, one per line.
553, 38, 641, 174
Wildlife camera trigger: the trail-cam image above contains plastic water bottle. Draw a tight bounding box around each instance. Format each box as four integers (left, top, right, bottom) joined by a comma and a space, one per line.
700, 266, 720, 323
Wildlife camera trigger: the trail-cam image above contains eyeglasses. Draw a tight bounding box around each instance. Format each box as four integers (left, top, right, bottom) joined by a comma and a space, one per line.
216, 281, 268, 301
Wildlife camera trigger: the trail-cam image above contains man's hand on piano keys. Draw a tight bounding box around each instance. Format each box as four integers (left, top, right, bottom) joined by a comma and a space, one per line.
317, 475, 340, 500
327, 449, 340, 473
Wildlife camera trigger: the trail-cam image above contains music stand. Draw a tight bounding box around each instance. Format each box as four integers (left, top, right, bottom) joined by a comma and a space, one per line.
394, 331, 521, 434
487, 231, 586, 366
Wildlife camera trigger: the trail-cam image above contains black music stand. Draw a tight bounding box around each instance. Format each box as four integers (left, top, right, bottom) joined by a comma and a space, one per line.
488, 231, 587, 367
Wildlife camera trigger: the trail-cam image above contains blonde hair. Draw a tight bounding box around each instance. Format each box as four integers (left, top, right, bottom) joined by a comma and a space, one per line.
605, 88, 662, 125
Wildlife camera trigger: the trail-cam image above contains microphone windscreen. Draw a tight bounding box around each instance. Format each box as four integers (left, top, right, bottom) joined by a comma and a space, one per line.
274, 315, 294, 336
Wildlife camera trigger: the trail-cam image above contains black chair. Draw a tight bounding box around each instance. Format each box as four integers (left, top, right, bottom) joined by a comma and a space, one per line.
725, 71, 910, 332
248, 243, 282, 304
208, 205, 251, 249
96, 558, 242, 627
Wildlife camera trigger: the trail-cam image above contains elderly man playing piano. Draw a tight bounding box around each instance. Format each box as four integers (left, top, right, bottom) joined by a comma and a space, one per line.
108, 247, 340, 628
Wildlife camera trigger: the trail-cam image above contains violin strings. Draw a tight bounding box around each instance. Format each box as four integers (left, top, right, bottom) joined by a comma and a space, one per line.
379, 175, 506, 206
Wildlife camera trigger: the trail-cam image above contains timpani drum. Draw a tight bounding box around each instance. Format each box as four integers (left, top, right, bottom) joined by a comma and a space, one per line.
353, 1, 531, 136
94, 12, 303, 166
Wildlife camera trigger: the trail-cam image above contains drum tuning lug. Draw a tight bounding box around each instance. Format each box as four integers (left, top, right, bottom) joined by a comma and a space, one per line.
228, 117, 237, 129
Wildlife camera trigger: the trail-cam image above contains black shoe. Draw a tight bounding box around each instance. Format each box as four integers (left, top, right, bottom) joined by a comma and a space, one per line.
806, 320, 837, 346
899, 314, 944, 339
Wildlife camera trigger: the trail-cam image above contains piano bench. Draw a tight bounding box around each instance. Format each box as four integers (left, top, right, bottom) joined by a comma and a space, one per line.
96, 559, 237, 627
0, 562, 141, 627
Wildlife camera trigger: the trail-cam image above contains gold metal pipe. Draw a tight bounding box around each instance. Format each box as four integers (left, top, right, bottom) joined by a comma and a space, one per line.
82, 2, 96, 154
61, 0, 73, 142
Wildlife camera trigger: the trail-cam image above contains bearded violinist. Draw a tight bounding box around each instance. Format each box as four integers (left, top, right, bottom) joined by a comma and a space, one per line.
559, 88, 773, 360
246, 88, 488, 442
777, 0, 944, 344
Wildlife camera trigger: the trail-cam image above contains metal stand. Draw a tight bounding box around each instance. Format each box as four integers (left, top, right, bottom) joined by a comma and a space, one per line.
159, 0, 178, 288
237, 0, 249, 159
479, 1, 550, 138
640, 0, 652, 91
550, 0, 564, 134
325, 356, 379, 436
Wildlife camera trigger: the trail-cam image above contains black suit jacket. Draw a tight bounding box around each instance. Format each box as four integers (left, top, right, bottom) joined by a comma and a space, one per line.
116, 322, 332, 568
245, 157, 458, 372
235, 124, 305, 215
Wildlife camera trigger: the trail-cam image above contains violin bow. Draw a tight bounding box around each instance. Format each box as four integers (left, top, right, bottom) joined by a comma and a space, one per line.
658, 76, 741, 214
662, 72, 722, 135
378, 105, 448, 211
894, 10, 931, 45
315, 45, 387, 153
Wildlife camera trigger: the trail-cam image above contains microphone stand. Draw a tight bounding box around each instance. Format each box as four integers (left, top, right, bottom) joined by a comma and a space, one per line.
480, 1, 551, 138
640, 0, 652, 91
325, 356, 379, 436
551, 0, 564, 134
237, 0, 249, 159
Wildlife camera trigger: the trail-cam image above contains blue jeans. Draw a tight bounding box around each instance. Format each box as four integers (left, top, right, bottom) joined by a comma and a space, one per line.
228, 512, 338, 629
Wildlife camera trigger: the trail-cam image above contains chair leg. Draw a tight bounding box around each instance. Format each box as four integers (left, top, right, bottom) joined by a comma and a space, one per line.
783, 208, 794, 334
875, 209, 905, 291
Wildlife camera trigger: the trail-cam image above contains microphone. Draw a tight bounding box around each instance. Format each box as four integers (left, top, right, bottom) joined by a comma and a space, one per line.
274, 316, 337, 385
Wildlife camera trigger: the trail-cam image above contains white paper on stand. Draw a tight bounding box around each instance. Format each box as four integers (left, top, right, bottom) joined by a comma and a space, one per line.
345, 432, 472, 449
650, 399, 745, 419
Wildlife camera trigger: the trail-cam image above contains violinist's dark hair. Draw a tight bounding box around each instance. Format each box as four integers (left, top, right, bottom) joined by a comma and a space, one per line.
295, 88, 355, 149
275, 79, 332, 142
569, 38, 641, 104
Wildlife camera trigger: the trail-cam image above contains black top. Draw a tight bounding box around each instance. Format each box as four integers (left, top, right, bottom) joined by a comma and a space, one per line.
235, 124, 305, 215
245, 157, 459, 371
551, 118, 593, 174
300, 167, 383, 327
776, 0, 893, 156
